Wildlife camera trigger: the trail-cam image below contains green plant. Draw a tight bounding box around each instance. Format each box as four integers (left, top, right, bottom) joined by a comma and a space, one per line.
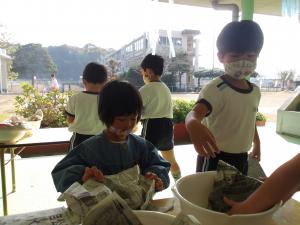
256, 111, 267, 122
173, 99, 195, 123
14, 83, 73, 128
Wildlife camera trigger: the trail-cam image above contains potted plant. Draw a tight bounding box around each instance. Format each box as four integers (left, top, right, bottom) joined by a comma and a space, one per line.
256, 111, 267, 126
173, 99, 195, 144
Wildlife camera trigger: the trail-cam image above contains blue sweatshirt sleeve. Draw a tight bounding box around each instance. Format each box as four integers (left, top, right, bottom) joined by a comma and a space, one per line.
137, 138, 171, 190
51, 145, 89, 192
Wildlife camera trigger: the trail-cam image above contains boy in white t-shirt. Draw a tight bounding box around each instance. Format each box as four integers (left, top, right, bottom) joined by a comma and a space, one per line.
65, 62, 107, 150
185, 20, 264, 175
139, 54, 181, 180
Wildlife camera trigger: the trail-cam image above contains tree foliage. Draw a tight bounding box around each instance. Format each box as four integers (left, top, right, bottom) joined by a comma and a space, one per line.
167, 53, 191, 89
106, 58, 120, 80
277, 70, 295, 90
12, 44, 57, 79
48, 44, 110, 81
122, 68, 144, 89
161, 72, 176, 90
193, 68, 224, 87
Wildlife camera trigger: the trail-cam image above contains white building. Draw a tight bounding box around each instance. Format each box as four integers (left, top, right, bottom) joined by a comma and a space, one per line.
0, 48, 11, 93
105, 29, 200, 88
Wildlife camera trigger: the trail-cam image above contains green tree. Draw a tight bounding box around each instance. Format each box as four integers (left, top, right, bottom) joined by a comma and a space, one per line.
193, 68, 224, 87
7, 64, 18, 89
122, 68, 144, 89
0, 24, 10, 49
12, 44, 57, 80
48, 44, 109, 81
167, 53, 191, 90
161, 72, 176, 91
107, 58, 120, 80
278, 70, 295, 90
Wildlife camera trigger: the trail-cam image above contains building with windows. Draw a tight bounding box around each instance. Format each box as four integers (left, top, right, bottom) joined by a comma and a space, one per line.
0, 48, 11, 93
105, 29, 200, 88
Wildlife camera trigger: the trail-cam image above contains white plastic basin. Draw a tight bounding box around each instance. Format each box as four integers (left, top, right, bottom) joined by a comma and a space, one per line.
0, 126, 27, 144
134, 210, 175, 225
172, 171, 281, 225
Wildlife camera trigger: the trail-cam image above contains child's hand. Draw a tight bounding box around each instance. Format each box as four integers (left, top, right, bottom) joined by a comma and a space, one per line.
223, 196, 253, 215
82, 166, 104, 183
144, 172, 164, 191
188, 122, 219, 158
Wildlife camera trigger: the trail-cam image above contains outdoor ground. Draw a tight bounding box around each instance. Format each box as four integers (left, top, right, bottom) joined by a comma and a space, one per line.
0, 91, 294, 122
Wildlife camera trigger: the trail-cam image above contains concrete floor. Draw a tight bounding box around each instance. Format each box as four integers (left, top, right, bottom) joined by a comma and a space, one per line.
1, 122, 300, 216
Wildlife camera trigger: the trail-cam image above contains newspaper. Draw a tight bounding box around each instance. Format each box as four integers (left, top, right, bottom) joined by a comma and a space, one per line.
58, 165, 155, 220
104, 165, 155, 210
83, 192, 143, 225
0, 207, 79, 225
208, 160, 262, 212
171, 213, 202, 225
58, 180, 112, 218
83, 193, 202, 225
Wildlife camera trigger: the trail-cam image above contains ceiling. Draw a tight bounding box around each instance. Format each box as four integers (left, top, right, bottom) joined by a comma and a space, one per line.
158, 0, 283, 16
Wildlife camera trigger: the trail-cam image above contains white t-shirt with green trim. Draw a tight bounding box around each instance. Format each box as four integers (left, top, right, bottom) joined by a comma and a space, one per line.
139, 81, 173, 119
65, 91, 105, 135
197, 76, 260, 154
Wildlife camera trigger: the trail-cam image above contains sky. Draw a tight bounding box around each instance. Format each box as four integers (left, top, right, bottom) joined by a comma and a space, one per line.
1, 0, 300, 78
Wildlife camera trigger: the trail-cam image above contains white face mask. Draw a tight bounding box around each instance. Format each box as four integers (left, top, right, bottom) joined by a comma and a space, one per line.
224, 60, 256, 80
109, 126, 132, 138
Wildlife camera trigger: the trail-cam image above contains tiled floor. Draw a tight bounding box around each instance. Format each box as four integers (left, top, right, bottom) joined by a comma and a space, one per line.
1, 122, 300, 216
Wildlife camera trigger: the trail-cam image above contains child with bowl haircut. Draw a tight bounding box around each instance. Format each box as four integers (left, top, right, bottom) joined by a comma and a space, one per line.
65, 62, 107, 149
52, 80, 170, 193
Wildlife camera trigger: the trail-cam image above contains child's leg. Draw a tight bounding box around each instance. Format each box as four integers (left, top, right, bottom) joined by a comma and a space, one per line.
161, 149, 181, 180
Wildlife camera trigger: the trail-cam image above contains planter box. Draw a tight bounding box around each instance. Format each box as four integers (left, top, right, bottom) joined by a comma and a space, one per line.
174, 123, 191, 145
256, 120, 266, 126
15, 143, 69, 158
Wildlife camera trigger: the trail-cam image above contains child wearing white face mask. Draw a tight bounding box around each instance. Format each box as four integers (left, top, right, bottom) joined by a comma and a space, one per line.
185, 20, 264, 175
139, 54, 181, 180
52, 80, 171, 193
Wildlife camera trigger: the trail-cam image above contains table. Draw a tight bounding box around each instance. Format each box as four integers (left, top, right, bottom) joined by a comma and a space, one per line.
0, 128, 72, 215
151, 197, 300, 225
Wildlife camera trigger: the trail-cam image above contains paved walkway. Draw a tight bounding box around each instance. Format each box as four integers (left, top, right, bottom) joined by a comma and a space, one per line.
1, 122, 300, 216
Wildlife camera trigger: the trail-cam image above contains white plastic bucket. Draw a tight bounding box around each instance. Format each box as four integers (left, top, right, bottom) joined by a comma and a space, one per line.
172, 171, 281, 225
134, 210, 175, 225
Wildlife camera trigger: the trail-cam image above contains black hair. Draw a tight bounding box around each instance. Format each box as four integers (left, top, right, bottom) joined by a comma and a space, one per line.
216, 20, 264, 55
140, 53, 164, 76
82, 62, 108, 84
98, 80, 143, 127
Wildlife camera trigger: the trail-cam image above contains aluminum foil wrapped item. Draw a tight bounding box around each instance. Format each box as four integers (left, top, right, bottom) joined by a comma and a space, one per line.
208, 160, 262, 212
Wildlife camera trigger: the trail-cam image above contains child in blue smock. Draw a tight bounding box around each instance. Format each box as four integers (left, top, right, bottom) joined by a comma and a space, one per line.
52, 80, 170, 193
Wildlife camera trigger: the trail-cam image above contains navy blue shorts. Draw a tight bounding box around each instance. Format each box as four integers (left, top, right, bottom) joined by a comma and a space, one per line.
196, 151, 248, 175
141, 118, 174, 151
